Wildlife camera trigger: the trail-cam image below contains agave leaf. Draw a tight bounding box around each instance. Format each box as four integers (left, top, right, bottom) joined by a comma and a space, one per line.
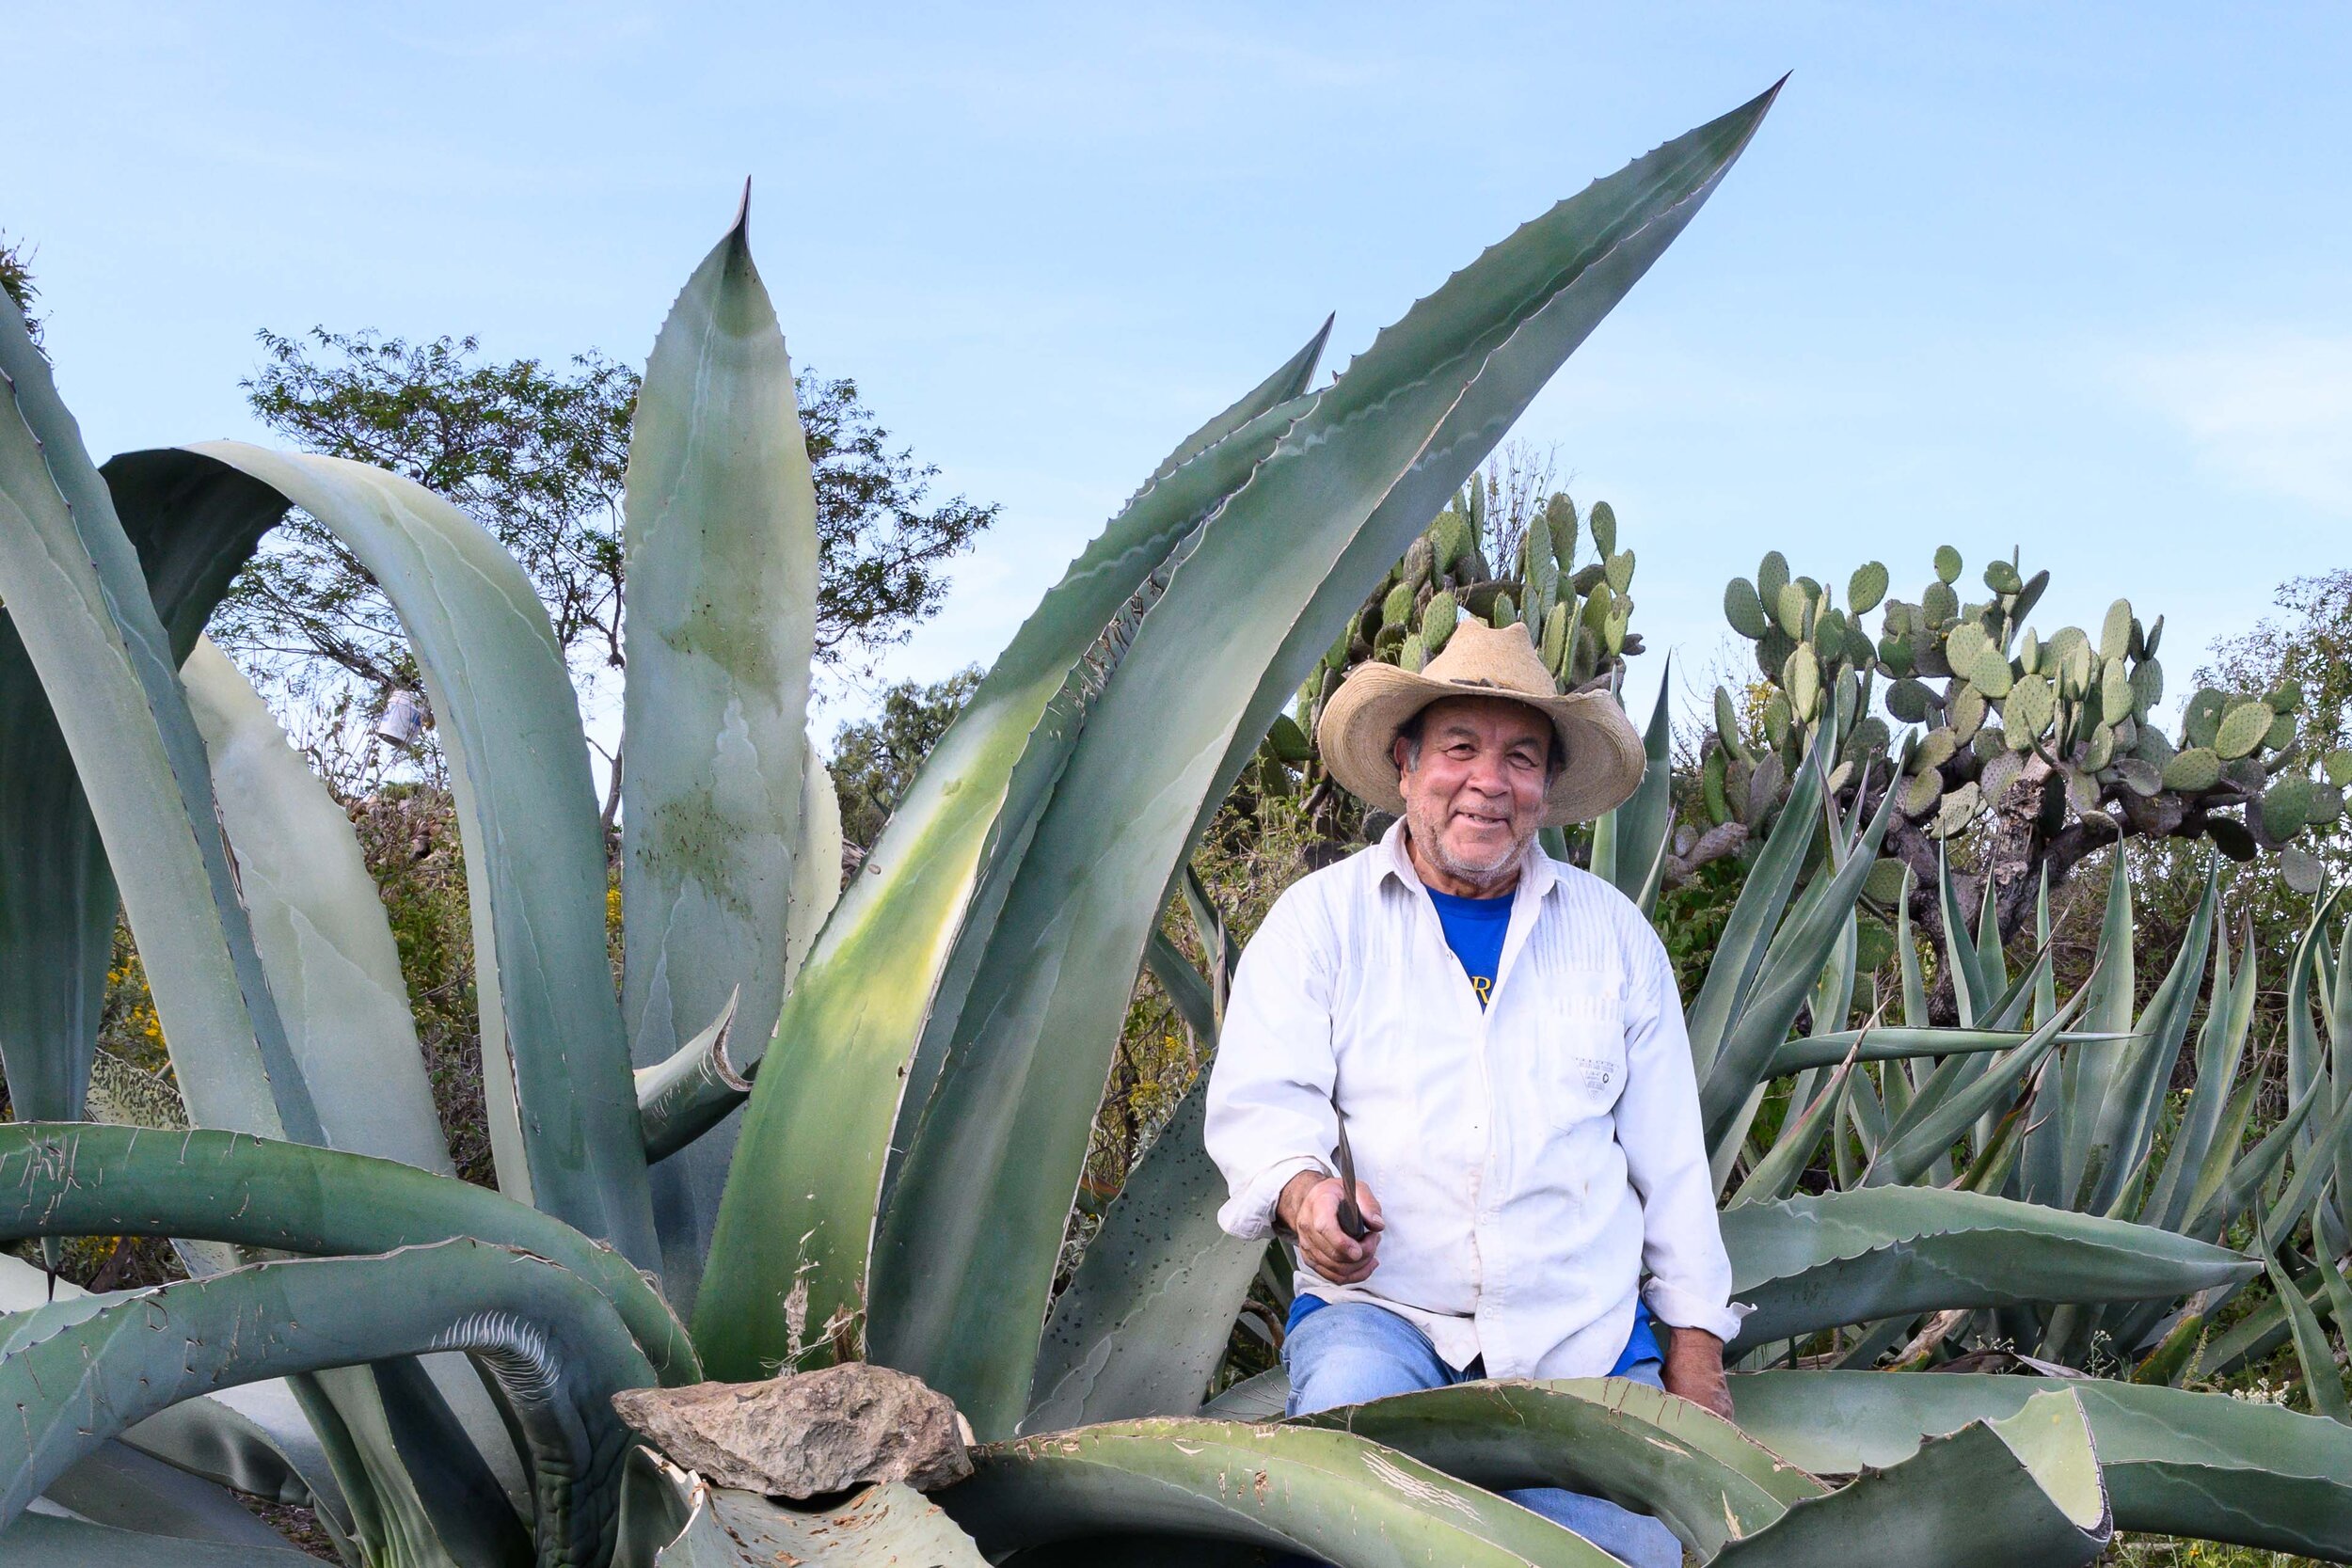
635, 990, 747, 1165
1770, 1026, 2122, 1075
621, 202, 822, 1313
0, 1254, 353, 1542
2191, 1074, 2328, 1241
2078, 870, 2217, 1217
0, 1239, 652, 1568
875, 87, 1782, 1434
2260, 1214, 2352, 1424
938, 1418, 1623, 1566
0, 1122, 695, 1383
180, 638, 451, 1172
651, 1477, 986, 1568
1729, 1370, 2352, 1561
0, 1513, 326, 1568
1732, 1054, 1854, 1208
1933, 843, 1994, 1027
40, 1437, 316, 1552
1141, 929, 1217, 1046
1291, 1376, 1826, 1559
1605, 663, 1676, 914
2058, 850, 2139, 1204
1689, 727, 1831, 1082
135, 443, 656, 1268
1701, 776, 1899, 1144
1722, 1187, 2255, 1353
2139, 921, 2256, 1236
1025, 1081, 1259, 1432
697, 322, 1333, 1381
1712, 1389, 2109, 1568
0, 275, 314, 1142
1860, 976, 2088, 1187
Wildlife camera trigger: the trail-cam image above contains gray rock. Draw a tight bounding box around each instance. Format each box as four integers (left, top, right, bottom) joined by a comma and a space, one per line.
612, 1363, 974, 1498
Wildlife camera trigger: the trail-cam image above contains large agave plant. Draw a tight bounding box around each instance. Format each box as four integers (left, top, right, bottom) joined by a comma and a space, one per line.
3, 79, 2347, 1568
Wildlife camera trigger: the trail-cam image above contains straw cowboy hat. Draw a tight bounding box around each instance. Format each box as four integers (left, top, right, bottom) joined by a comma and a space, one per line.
1316, 618, 1645, 829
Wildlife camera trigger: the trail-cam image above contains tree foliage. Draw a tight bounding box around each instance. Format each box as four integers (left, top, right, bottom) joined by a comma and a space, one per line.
226, 327, 998, 725
828, 666, 982, 851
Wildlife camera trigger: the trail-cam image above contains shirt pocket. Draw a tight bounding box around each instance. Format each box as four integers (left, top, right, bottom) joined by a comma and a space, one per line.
1536, 969, 1627, 1130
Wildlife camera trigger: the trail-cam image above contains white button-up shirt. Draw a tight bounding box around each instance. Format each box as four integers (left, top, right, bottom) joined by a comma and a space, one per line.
1204, 821, 1743, 1378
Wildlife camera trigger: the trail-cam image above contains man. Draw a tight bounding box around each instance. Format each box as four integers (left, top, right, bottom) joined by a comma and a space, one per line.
1204, 619, 1744, 1568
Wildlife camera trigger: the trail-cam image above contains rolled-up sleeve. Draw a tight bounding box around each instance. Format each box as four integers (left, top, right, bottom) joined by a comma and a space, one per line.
1204, 890, 1339, 1240
1615, 924, 1748, 1343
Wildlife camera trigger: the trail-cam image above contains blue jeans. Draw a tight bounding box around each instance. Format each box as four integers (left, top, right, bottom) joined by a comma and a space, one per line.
1281, 1301, 1681, 1568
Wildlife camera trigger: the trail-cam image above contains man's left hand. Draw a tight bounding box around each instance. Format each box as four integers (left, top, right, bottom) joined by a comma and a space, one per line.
1661, 1325, 1732, 1419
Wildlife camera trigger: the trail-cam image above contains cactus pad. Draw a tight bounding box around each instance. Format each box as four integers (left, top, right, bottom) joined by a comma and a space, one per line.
1546, 495, 1579, 568
1757, 549, 1790, 607
2265, 709, 2296, 753
1951, 685, 1987, 742
1900, 768, 1943, 819
2098, 599, 2134, 663
2182, 689, 2227, 750
2161, 747, 2222, 793
1967, 645, 2014, 698
2215, 699, 2272, 759
1864, 857, 1910, 905
1933, 545, 1963, 584
1724, 576, 1768, 638
1887, 677, 1937, 724
1934, 780, 1981, 838
1848, 561, 1889, 614
2262, 774, 2315, 841
2327, 750, 2352, 789
1921, 580, 1959, 628
1984, 558, 2024, 596
1774, 579, 1809, 639
2003, 673, 2055, 739
1604, 549, 1636, 595
1589, 499, 1617, 560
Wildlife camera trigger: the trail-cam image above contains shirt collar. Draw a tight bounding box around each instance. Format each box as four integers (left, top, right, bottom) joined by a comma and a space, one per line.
1377, 816, 1559, 903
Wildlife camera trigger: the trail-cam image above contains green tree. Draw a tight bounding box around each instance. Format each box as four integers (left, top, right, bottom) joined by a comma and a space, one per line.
228, 327, 998, 721
828, 666, 982, 851
0, 234, 36, 344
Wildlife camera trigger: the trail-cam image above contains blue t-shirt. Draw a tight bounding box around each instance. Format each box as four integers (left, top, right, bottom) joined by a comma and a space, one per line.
1282, 883, 1665, 1372
1425, 886, 1513, 1008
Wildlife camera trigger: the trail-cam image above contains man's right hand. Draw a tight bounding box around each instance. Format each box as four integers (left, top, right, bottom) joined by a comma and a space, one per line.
1278, 1170, 1384, 1284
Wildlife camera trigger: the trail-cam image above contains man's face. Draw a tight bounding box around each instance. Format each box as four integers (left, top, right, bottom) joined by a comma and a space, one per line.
1391, 695, 1553, 880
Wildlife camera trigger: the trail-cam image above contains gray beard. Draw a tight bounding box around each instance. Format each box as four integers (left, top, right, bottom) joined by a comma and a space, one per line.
1405, 798, 1533, 881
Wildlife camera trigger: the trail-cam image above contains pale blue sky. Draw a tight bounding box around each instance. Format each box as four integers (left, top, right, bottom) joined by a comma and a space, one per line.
14, 3, 2350, 736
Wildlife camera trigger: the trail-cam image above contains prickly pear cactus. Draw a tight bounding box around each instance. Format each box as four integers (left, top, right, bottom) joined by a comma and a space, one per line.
1708, 546, 2348, 898
1253, 478, 1644, 814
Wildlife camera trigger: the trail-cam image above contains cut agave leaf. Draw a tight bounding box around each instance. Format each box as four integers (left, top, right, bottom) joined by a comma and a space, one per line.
651, 1476, 986, 1568
1723, 1187, 2255, 1353
1730, 1370, 2352, 1561
1713, 1388, 2109, 1568
938, 1418, 1623, 1566
873, 82, 1782, 1436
